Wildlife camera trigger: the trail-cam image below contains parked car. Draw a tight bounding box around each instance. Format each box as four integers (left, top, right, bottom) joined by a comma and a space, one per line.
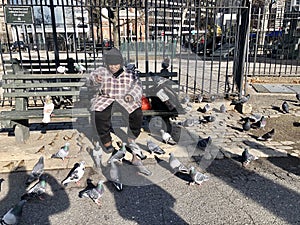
212, 43, 235, 58
10, 41, 28, 52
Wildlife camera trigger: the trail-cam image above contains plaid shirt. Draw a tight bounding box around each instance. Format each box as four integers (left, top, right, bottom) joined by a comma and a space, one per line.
86, 67, 143, 113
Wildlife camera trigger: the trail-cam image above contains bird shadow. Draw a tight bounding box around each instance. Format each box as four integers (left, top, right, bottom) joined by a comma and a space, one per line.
227, 124, 244, 132
271, 105, 284, 114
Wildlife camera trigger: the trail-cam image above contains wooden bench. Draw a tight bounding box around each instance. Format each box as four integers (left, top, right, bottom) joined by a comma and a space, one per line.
0, 69, 183, 143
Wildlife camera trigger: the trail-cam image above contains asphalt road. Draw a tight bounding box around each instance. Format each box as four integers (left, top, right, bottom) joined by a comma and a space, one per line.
0, 155, 299, 225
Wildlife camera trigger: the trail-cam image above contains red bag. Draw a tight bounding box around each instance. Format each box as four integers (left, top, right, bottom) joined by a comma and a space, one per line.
141, 96, 151, 110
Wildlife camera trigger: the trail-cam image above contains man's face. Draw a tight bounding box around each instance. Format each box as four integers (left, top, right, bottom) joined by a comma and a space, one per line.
108, 64, 121, 74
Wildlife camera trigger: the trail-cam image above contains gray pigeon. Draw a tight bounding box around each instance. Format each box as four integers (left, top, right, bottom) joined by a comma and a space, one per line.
132, 153, 152, 176
241, 148, 258, 166
92, 141, 103, 168
251, 115, 267, 129
197, 103, 211, 113
196, 136, 212, 150
230, 94, 250, 105
146, 139, 165, 155
62, 161, 85, 186
169, 152, 189, 174
79, 180, 105, 206
196, 94, 203, 103
296, 92, 300, 102
182, 118, 195, 127
1, 199, 27, 225
202, 115, 216, 123
257, 128, 275, 141
189, 166, 209, 185
0, 178, 4, 192
22, 174, 47, 201
108, 142, 126, 164
181, 95, 190, 104
110, 159, 122, 191
220, 104, 226, 113
128, 141, 147, 160
25, 156, 44, 186
282, 101, 289, 114
249, 113, 262, 123
160, 129, 176, 145
51, 142, 70, 160
242, 118, 251, 131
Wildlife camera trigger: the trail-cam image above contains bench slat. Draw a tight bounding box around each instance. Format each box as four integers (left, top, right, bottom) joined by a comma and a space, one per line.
3, 91, 80, 98
3, 82, 85, 89
138, 72, 177, 77
3, 74, 86, 80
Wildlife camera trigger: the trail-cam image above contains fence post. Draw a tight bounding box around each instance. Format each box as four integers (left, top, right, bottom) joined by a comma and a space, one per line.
50, 0, 60, 68
234, 0, 250, 97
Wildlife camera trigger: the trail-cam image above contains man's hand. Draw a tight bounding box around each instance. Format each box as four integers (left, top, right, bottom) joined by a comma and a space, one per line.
124, 94, 134, 102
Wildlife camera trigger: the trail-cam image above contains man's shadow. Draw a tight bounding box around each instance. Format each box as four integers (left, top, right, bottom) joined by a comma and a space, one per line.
0, 167, 70, 224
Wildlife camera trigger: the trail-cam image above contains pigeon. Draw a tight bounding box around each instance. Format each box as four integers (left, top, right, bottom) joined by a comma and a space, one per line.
1, 199, 27, 225
242, 118, 251, 131
92, 141, 103, 168
42, 95, 54, 124
196, 136, 212, 151
128, 141, 147, 160
181, 95, 190, 105
282, 101, 289, 114
160, 129, 176, 145
132, 153, 152, 176
184, 103, 193, 112
230, 94, 250, 105
108, 142, 126, 164
25, 156, 44, 186
168, 152, 189, 174
249, 113, 262, 123
61, 161, 85, 186
202, 115, 216, 123
219, 104, 226, 113
74, 63, 86, 75
251, 115, 267, 129
79, 180, 105, 206
51, 142, 70, 160
0, 178, 4, 192
257, 128, 275, 141
109, 159, 122, 191
57, 66, 68, 74
22, 174, 47, 201
181, 118, 195, 127
146, 139, 165, 155
197, 104, 211, 113
241, 148, 258, 166
196, 94, 203, 103
296, 92, 300, 102
189, 166, 209, 185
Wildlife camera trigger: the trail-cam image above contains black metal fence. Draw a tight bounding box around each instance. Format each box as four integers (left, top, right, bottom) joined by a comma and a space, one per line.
0, 0, 299, 99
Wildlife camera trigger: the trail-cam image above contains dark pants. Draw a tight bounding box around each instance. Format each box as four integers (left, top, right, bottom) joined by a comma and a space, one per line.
94, 102, 143, 145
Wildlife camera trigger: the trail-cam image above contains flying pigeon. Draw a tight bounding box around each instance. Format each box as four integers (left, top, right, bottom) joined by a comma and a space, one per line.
189, 166, 209, 185
169, 152, 189, 174
251, 115, 267, 129
79, 180, 105, 206
92, 141, 103, 168
0, 178, 4, 192
230, 94, 250, 105
160, 129, 176, 145
196, 136, 212, 151
257, 128, 275, 141
296, 92, 300, 102
1, 200, 27, 225
197, 104, 211, 113
242, 118, 251, 131
61, 161, 85, 186
22, 174, 47, 201
128, 141, 146, 160
108, 142, 126, 164
241, 148, 258, 167
132, 153, 152, 176
51, 142, 70, 160
25, 156, 44, 186
74, 63, 86, 75
57, 66, 68, 74
109, 159, 122, 191
146, 139, 165, 155
219, 104, 226, 113
282, 101, 289, 114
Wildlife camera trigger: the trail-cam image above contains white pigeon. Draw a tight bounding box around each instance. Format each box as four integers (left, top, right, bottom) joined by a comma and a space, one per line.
57, 66, 68, 74
160, 129, 176, 145
110, 159, 122, 191
146, 139, 165, 155
169, 152, 189, 174
62, 161, 85, 186
51, 143, 70, 160
42, 95, 54, 124
1, 199, 27, 225
79, 180, 105, 206
189, 166, 209, 185
220, 104, 226, 113
92, 141, 103, 168
25, 156, 44, 186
